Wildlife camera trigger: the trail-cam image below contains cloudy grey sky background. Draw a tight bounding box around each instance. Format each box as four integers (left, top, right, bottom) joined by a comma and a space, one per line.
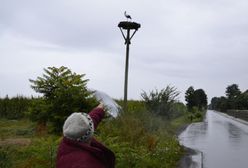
1, 0, 248, 103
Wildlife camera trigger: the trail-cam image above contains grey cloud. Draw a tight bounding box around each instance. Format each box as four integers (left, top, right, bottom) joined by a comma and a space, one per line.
1, 0, 248, 101
1, 0, 122, 50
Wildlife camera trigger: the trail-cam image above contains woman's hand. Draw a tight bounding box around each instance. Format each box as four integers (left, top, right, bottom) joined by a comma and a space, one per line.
97, 103, 111, 118
97, 102, 105, 110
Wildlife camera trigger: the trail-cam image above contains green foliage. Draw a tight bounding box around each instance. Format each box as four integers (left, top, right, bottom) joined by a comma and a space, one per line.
185, 86, 207, 121
210, 96, 228, 111
96, 100, 186, 168
237, 91, 248, 109
226, 84, 242, 110
16, 137, 59, 168
210, 84, 248, 111
0, 119, 35, 139
0, 146, 13, 168
141, 86, 180, 119
0, 137, 60, 168
170, 102, 187, 119
185, 86, 195, 110
0, 98, 189, 168
225, 84, 241, 99
27, 98, 50, 124
0, 117, 59, 168
187, 107, 204, 122
185, 86, 208, 112
194, 89, 208, 110
29, 66, 97, 133
0, 95, 31, 119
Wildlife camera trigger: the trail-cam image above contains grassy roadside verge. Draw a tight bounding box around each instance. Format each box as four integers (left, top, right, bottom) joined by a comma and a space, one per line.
0, 103, 192, 168
96, 103, 192, 168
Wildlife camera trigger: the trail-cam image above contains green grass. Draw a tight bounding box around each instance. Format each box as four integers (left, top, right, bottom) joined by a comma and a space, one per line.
0, 118, 60, 168
96, 104, 189, 168
0, 119, 35, 140
0, 136, 60, 168
0, 101, 191, 168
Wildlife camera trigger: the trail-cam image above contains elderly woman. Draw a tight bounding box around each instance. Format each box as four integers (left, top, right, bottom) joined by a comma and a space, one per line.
56, 103, 115, 168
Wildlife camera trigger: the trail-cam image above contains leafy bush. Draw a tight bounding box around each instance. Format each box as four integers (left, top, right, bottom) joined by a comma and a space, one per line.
96, 100, 184, 168
29, 66, 97, 133
187, 107, 204, 122
141, 86, 180, 119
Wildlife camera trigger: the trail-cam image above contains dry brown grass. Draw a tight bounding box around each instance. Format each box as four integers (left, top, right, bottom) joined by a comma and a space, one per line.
0, 138, 31, 146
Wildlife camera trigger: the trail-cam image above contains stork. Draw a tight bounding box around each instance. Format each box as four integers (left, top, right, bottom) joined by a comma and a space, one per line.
124, 11, 132, 21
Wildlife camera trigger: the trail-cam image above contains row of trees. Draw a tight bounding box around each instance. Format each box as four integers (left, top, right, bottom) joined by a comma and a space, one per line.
1, 67, 97, 133
141, 85, 208, 121
1, 66, 210, 133
29, 66, 191, 132
0, 95, 31, 119
210, 84, 248, 111
1, 66, 188, 133
183, 86, 208, 121
185, 86, 208, 111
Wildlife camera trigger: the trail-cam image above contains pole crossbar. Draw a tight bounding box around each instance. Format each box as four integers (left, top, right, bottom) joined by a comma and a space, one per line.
119, 28, 126, 41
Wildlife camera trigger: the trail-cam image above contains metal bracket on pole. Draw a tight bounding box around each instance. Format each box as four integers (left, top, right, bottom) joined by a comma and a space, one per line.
130, 29, 138, 41
119, 27, 126, 42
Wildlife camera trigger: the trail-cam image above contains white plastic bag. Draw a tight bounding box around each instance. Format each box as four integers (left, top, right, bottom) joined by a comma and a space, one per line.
90, 89, 121, 118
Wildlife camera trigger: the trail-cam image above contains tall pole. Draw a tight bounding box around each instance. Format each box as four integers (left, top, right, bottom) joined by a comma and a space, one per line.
124, 29, 130, 113
118, 20, 140, 113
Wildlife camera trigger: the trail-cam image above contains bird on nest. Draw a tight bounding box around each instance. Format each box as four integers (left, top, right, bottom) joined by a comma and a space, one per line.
124, 11, 132, 21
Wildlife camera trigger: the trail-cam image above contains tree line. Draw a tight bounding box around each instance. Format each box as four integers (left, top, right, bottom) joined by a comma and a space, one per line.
210, 84, 248, 111
185, 86, 208, 111
0, 95, 31, 119
0, 66, 209, 133
183, 86, 208, 120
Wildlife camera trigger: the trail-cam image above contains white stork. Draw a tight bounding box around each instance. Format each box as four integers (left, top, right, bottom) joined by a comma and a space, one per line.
124, 11, 132, 20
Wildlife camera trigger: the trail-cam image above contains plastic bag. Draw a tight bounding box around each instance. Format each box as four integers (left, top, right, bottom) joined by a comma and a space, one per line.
90, 89, 121, 118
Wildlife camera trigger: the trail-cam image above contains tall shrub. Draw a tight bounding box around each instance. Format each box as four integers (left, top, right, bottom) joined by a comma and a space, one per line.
29, 66, 97, 133
141, 86, 180, 119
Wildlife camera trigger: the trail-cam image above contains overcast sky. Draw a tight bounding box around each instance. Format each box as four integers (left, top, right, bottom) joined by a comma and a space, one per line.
1, 0, 248, 103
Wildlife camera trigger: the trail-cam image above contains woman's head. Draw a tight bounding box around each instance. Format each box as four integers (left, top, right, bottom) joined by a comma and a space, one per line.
63, 112, 94, 143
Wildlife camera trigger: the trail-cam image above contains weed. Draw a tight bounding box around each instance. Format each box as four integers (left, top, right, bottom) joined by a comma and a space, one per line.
0, 146, 13, 168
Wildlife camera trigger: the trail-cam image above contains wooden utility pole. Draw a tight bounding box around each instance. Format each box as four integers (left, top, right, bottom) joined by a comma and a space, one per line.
118, 20, 140, 112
